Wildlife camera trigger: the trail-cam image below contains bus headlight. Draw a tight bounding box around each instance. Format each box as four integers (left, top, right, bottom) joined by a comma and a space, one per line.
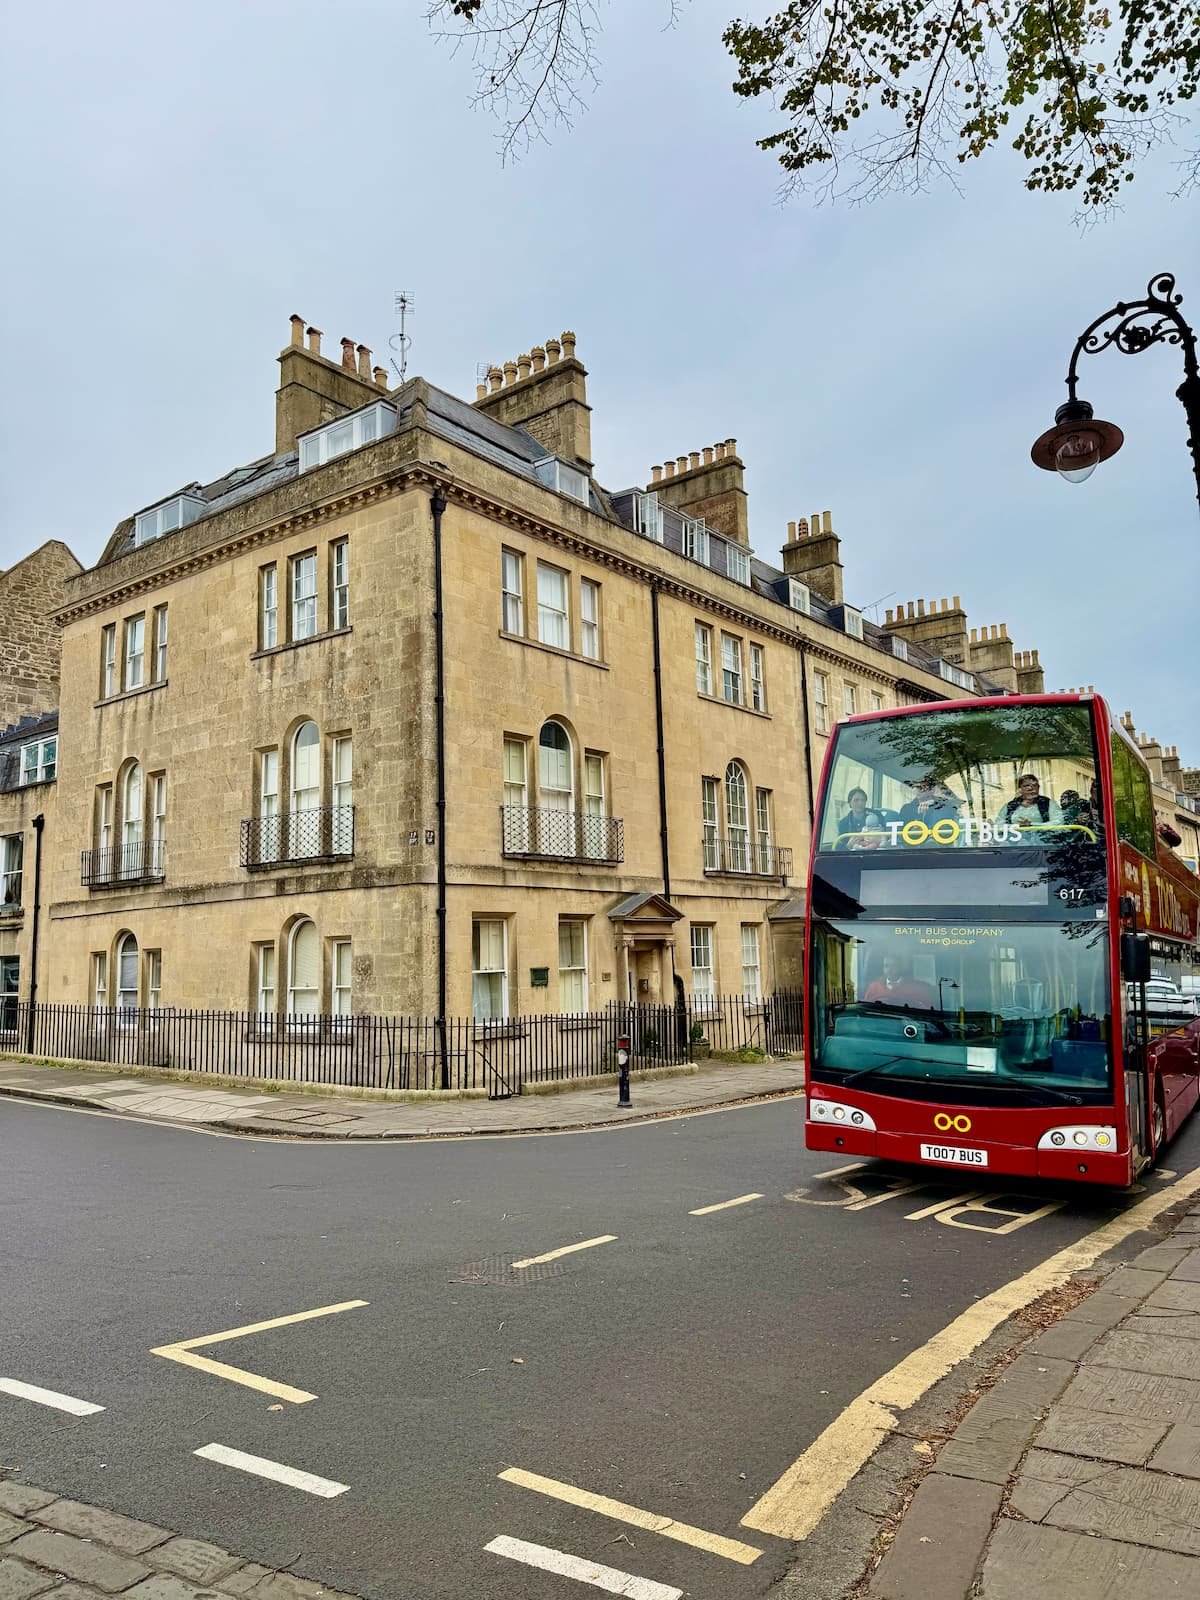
810, 1099, 876, 1131
1038, 1125, 1118, 1153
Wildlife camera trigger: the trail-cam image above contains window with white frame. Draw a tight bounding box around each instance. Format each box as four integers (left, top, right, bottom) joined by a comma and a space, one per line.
536, 562, 569, 650
151, 774, 166, 873
814, 672, 830, 735
871, 690, 885, 712
134, 493, 205, 547
97, 785, 113, 854
721, 634, 744, 705
503, 737, 530, 853
298, 402, 396, 471
332, 736, 353, 853
583, 753, 607, 859
101, 624, 116, 698
695, 623, 713, 695
287, 920, 320, 1016
890, 635, 909, 662
291, 553, 317, 641
741, 924, 762, 1003
92, 952, 108, 1011
124, 615, 145, 690
121, 763, 143, 877
539, 722, 574, 856
841, 605, 864, 640
291, 722, 320, 857
755, 788, 772, 873
580, 579, 600, 660
843, 681, 858, 718
1, 834, 22, 911
726, 545, 751, 586
634, 491, 662, 541
332, 540, 349, 630
690, 925, 714, 1003
261, 566, 279, 650
701, 777, 719, 870
146, 950, 162, 1012
332, 940, 352, 1017
750, 644, 766, 712
117, 933, 139, 1012
533, 456, 589, 503
256, 945, 276, 1017
153, 605, 168, 682
683, 516, 710, 564
787, 578, 811, 615
260, 749, 279, 863
472, 918, 508, 1020
726, 761, 750, 870
558, 920, 588, 1014
0, 955, 16, 1033
21, 739, 56, 785
501, 549, 524, 635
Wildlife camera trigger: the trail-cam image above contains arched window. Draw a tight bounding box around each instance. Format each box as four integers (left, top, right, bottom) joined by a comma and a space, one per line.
117, 933, 138, 1011
539, 721, 574, 856
291, 722, 320, 858
287, 920, 320, 1016
725, 761, 750, 872
122, 763, 143, 877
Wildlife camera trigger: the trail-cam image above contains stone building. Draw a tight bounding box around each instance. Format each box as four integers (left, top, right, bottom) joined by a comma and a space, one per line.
2, 315, 1188, 1025
0, 541, 83, 728
0, 711, 58, 1036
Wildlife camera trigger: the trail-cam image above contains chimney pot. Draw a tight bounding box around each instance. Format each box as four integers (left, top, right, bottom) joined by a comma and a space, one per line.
357, 344, 372, 379
822, 510, 833, 534
651, 465, 663, 484
374, 366, 389, 389
703, 446, 714, 465
503, 360, 518, 386
715, 442, 726, 459
726, 438, 737, 456
476, 383, 487, 401
531, 345, 546, 372
677, 456, 688, 475
546, 337, 562, 364
306, 326, 323, 356
561, 330, 577, 359
917, 600, 926, 617
517, 353, 532, 380
340, 338, 356, 371
290, 314, 305, 347
487, 366, 504, 393
798, 517, 809, 536
665, 460, 676, 478
787, 520, 797, 541
689, 452, 701, 470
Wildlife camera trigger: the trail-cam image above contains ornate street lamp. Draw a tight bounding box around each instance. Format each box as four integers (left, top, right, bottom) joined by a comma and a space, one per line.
1031, 272, 1200, 514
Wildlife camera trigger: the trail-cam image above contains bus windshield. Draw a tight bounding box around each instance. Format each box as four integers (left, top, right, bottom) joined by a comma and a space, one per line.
817, 703, 1105, 856
810, 918, 1114, 1104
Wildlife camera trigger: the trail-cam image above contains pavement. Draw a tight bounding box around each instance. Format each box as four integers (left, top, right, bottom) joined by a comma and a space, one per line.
0, 1054, 804, 1138
859, 1198, 1200, 1599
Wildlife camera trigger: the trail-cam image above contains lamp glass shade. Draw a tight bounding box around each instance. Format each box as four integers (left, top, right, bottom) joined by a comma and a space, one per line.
1054, 428, 1103, 484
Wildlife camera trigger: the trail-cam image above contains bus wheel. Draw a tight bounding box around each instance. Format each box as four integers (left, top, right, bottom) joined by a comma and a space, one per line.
1153, 1092, 1166, 1153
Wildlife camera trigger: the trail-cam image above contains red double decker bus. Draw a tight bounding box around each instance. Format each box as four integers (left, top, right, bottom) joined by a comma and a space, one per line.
804, 694, 1200, 1185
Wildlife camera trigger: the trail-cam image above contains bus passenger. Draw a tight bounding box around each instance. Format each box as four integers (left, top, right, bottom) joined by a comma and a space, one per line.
898, 774, 962, 824
998, 774, 1062, 832
848, 810, 890, 850
863, 956, 934, 1008
835, 787, 871, 847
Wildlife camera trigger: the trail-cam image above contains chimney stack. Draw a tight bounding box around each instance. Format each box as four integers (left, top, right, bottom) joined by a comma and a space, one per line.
779, 509, 844, 605
472, 329, 592, 470
276, 313, 387, 455
646, 439, 750, 546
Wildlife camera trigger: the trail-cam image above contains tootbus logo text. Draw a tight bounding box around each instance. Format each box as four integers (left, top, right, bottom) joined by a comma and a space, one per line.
884, 818, 1023, 847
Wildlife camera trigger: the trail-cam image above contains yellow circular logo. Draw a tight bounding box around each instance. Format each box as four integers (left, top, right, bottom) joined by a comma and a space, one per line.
934, 1113, 972, 1133
900, 818, 962, 847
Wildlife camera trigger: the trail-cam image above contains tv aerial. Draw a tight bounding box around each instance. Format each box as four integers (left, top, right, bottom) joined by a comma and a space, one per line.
390, 291, 414, 381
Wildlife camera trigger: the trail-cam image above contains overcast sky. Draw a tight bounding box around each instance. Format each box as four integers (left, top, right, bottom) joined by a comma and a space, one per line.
2, 1, 1196, 751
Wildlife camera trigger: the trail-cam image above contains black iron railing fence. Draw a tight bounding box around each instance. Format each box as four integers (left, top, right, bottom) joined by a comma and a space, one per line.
80, 841, 165, 887
702, 836, 793, 880
1, 993, 803, 1099
240, 807, 355, 869
500, 806, 624, 864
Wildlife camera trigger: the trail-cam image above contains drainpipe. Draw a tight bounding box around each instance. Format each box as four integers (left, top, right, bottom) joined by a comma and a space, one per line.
430, 487, 450, 1091
650, 583, 671, 902
25, 814, 45, 1055
797, 642, 816, 827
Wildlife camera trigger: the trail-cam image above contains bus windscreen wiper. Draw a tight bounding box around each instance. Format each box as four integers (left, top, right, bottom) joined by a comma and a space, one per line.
837, 1059, 1084, 1105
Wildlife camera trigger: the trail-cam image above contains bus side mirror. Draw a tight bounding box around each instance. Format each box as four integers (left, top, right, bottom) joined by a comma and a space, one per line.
1121, 932, 1151, 983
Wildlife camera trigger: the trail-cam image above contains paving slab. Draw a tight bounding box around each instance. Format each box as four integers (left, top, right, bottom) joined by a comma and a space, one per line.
978, 1517, 1200, 1600
145, 1543, 241, 1586
1058, 1364, 1200, 1426
1089, 1326, 1200, 1379
1035, 1460, 1200, 1554
1027, 1319, 1102, 1362
868, 1473, 1002, 1600
1129, 1242, 1195, 1272
1150, 1422, 1200, 1480
215, 1567, 272, 1596
1171, 1247, 1200, 1282
0, 1492, 53, 1521
31, 1504, 169, 1556
4, 1532, 150, 1595
0, 1523, 25, 1550
0, 1560, 59, 1600
1144, 1277, 1200, 1313
1035, 1405, 1169, 1466
1007, 1449, 1109, 1521
1122, 1307, 1200, 1339
124, 1577, 231, 1600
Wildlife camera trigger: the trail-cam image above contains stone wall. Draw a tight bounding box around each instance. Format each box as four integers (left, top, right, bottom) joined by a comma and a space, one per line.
0, 542, 83, 728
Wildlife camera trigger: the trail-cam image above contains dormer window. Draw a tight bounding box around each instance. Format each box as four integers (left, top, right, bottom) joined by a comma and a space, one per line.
533, 456, 589, 505
889, 636, 909, 662
682, 516, 710, 564
298, 402, 396, 472
938, 658, 974, 691
840, 604, 864, 640
134, 494, 206, 548
725, 545, 751, 587
633, 491, 662, 541
787, 579, 811, 616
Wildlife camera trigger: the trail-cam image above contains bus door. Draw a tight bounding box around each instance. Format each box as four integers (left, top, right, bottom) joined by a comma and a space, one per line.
1121, 930, 1154, 1157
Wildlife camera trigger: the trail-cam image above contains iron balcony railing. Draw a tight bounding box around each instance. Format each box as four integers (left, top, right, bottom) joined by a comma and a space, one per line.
240, 806, 355, 869
500, 806, 624, 864
81, 840, 165, 887
702, 835, 793, 881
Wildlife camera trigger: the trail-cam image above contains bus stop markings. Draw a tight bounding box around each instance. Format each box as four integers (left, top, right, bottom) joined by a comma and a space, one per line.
786, 1171, 1067, 1232
689, 1193, 764, 1216
741, 1164, 1200, 1543
151, 1299, 368, 1404
484, 1535, 683, 1599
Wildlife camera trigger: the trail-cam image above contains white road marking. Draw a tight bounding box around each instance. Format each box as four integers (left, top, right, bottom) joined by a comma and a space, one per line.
689, 1193, 764, 1216
0, 1378, 104, 1416
810, 1161, 869, 1180
741, 1163, 1200, 1542
511, 1235, 617, 1270
193, 1443, 348, 1498
484, 1535, 682, 1599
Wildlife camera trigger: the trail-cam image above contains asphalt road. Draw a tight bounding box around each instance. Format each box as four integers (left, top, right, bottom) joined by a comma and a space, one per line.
2, 1096, 1198, 1600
